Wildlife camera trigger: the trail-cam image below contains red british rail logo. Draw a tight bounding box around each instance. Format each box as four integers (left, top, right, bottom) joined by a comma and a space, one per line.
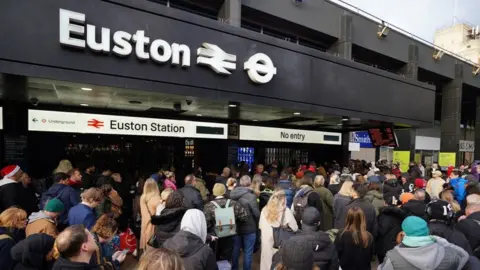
87, 119, 104, 129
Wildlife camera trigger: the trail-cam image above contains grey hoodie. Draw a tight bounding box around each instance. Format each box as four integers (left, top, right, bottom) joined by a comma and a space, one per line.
28, 211, 53, 224
379, 236, 469, 270
229, 187, 259, 235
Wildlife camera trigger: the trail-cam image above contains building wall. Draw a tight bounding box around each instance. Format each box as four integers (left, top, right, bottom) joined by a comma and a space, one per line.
434, 24, 480, 64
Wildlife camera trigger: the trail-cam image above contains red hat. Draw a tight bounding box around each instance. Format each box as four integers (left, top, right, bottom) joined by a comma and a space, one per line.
296, 171, 304, 179
1, 165, 20, 178
414, 178, 426, 189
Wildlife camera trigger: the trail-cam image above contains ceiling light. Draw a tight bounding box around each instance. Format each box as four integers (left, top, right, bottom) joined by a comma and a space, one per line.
337, 123, 343, 126
253, 119, 258, 122
196, 114, 203, 116
293, 112, 301, 115
81, 87, 92, 91
342, 117, 349, 121
80, 103, 89, 107
229, 104, 237, 108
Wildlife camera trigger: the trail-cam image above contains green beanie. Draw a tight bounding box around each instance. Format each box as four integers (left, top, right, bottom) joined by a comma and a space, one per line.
44, 198, 65, 213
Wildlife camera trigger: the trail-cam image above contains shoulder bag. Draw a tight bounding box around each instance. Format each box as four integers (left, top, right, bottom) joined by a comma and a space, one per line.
145, 200, 159, 248
272, 208, 295, 249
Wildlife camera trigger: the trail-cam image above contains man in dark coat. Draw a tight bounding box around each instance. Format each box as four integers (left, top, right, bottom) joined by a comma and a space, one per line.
382, 174, 402, 203
292, 176, 325, 230
456, 203, 480, 258
402, 189, 428, 220
337, 183, 378, 237
11, 233, 55, 269
179, 174, 204, 210
376, 200, 407, 263
426, 200, 472, 254
0, 165, 26, 212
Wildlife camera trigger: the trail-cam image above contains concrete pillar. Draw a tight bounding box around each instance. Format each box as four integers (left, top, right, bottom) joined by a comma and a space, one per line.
218, 0, 241, 27
400, 44, 419, 80
474, 96, 480, 159
440, 64, 463, 162
330, 11, 352, 60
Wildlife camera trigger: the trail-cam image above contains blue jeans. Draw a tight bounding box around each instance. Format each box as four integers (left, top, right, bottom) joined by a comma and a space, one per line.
232, 233, 256, 270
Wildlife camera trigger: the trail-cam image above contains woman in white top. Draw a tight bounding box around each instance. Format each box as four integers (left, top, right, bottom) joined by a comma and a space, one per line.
259, 189, 298, 270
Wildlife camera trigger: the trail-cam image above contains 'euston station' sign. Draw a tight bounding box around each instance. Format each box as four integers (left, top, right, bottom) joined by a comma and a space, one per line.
239, 125, 341, 145
59, 8, 277, 84
28, 110, 227, 139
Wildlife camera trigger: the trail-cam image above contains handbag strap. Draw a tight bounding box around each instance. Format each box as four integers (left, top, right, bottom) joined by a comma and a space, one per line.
144, 200, 153, 216
279, 208, 286, 226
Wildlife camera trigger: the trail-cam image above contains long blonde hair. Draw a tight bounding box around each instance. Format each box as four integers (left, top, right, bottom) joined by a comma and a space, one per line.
0, 207, 27, 228
265, 189, 286, 223
137, 248, 184, 270
141, 179, 160, 204
440, 191, 461, 213
53, 159, 73, 174
338, 180, 354, 197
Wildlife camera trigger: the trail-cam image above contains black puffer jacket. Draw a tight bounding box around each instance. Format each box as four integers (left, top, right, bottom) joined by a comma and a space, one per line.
297, 228, 339, 270
402, 199, 427, 220
428, 220, 472, 255
151, 207, 187, 246
337, 198, 378, 237
382, 178, 403, 203
179, 185, 204, 211
11, 233, 55, 270
376, 206, 407, 263
456, 212, 480, 259
163, 230, 217, 270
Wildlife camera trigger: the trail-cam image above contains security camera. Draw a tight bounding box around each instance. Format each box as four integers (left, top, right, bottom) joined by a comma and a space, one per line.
186, 100, 193, 106
30, 97, 39, 107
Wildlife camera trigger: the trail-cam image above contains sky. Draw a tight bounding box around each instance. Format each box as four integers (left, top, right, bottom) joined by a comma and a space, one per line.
329, 0, 480, 42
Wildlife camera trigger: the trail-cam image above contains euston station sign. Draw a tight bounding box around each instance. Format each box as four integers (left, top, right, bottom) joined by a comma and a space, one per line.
28, 110, 227, 139
239, 125, 341, 145
59, 9, 277, 84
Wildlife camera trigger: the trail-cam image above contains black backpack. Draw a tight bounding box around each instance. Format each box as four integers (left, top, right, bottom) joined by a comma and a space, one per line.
292, 189, 313, 225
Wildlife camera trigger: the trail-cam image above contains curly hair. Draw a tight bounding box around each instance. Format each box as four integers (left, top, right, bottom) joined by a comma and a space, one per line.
137, 248, 184, 270
265, 189, 286, 223
165, 191, 183, 209
91, 214, 118, 239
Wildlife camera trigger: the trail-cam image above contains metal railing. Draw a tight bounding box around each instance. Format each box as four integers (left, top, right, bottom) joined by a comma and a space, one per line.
328, 0, 480, 67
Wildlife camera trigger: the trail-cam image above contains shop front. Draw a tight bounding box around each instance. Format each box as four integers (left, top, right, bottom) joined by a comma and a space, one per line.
349, 131, 376, 162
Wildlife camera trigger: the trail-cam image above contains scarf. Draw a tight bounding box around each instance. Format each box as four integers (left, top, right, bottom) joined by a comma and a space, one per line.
402, 236, 435, 247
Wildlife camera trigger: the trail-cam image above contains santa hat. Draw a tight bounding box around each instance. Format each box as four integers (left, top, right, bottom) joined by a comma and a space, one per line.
1, 165, 20, 178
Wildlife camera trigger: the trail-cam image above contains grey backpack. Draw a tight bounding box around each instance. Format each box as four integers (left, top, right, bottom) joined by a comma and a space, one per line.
211, 200, 236, 238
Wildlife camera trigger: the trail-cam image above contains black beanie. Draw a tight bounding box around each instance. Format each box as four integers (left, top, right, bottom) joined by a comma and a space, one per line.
279, 236, 314, 269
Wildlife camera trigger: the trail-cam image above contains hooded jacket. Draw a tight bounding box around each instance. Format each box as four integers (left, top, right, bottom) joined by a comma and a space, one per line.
0, 177, 25, 212
383, 178, 402, 203
40, 184, 80, 225
402, 200, 428, 221
0, 226, 25, 270
229, 187, 260, 235
68, 204, 96, 230
314, 186, 334, 231
163, 210, 217, 270
152, 207, 187, 246
11, 233, 55, 270
379, 236, 469, 270
364, 190, 385, 215
450, 177, 468, 205
428, 220, 472, 255
456, 211, 480, 258
25, 211, 58, 238
376, 206, 407, 263
53, 257, 101, 270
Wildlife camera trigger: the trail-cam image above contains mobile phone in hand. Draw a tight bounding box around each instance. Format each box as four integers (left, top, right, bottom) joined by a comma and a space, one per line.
120, 249, 130, 255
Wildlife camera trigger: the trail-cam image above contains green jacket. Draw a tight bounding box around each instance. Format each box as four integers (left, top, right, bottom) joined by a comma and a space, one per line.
194, 178, 210, 202
314, 186, 334, 230
364, 190, 385, 216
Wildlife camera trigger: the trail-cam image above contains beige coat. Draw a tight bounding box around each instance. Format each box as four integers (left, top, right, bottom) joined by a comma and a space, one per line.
259, 206, 298, 270
139, 195, 161, 250
426, 177, 446, 199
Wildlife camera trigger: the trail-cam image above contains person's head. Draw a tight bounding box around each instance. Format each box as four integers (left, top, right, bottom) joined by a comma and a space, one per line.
426, 200, 453, 222
91, 214, 118, 243
300, 175, 313, 187
301, 207, 321, 231
184, 174, 197, 186
111, 173, 122, 183
274, 237, 315, 270
212, 183, 226, 197
368, 182, 381, 192
13, 233, 56, 265
142, 179, 160, 202
329, 174, 340, 185
313, 175, 325, 189
54, 160, 73, 174
55, 225, 98, 261
239, 175, 252, 187
265, 189, 286, 223
392, 163, 398, 169
256, 164, 264, 173
0, 207, 27, 229
43, 198, 65, 219
351, 183, 368, 199
466, 194, 480, 206
340, 174, 353, 183
53, 172, 69, 184
226, 177, 237, 189
413, 189, 426, 201
68, 168, 82, 182
338, 180, 354, 197
1, 165, 23, 180
221, 167, 231, 178
264, 178, 275, 190
432, 170, 443, 178
165, 171, 175, 181
180, 209, 207, 243
85, 164, 95, 174
165, 191, 183, 209
160, 188, 174, 203
401, 216, 429, 242
80, 188, 103, 208
280, 171, 289, 180
466, 203, 480, 216
137, 248, 184, 270
450, 169, 462, 179
356, 175, 365, 185
20, 172, 31, 186
400, 192, 414, 205
343, 206, 369, 248
100, 184, 113, 198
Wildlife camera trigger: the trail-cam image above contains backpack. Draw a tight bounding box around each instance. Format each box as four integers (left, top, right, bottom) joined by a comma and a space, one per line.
211, 199, 236, 238
292, 189, 313, 224
277, 180, 295, 208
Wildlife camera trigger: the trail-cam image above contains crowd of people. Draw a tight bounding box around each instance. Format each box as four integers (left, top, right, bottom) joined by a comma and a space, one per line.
2, 158, 480, 269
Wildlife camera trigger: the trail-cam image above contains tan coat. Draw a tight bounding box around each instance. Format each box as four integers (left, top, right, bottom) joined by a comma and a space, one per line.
259, 206, 298, 270
26, 218, 58, 238
426, 177, 446, 199
139, 195, 161, 250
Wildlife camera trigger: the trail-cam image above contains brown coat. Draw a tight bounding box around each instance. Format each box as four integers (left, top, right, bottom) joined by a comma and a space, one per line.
26, 218, 58, 238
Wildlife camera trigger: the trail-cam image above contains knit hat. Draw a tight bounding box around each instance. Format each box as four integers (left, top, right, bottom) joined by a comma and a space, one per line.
414, 178, 426, 189
400, 192, 414, 204
213, 183, 226, 197
432, 170, 443, 178
279, 236, 314, 269
1, 165, 20, 178
301, 207, 321, 230
295, 171, 304, 179
44, 198, 65, 213
367, 176, 380, 184
426, 200, 453, 221
402, 216, 429, 237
